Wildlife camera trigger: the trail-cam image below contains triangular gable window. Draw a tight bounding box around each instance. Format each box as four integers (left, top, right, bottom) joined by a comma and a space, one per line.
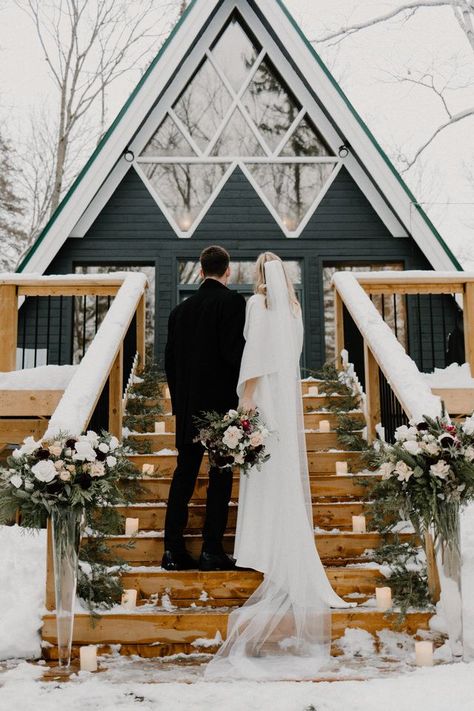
135, 11, 340, 236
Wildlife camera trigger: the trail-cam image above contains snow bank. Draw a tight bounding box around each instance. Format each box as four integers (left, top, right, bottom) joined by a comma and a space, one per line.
0, 365, 77, 390
423, 363, 474, 389
332, 272, 442, 421
0, 525, 46, 660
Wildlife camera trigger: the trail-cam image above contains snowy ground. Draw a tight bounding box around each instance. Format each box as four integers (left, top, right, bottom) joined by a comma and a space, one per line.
1, 507, 474, 709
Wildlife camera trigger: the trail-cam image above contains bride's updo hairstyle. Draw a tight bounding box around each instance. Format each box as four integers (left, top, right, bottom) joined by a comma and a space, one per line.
255, 252, 300, 313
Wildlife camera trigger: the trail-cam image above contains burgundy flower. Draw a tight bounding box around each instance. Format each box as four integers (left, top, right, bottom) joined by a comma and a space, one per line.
442, 424, 457, 434
65, 438, 77, 449
95, 449, 107, 462
416, 421, 429, 431
439, 434, 457, 449
36, 448, 51, 460
241, 419, 251, 432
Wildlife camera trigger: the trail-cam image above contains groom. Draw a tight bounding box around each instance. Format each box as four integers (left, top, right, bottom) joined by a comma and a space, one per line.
162, 245, 246, 571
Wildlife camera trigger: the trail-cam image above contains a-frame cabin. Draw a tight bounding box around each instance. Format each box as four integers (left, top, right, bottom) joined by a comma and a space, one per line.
16, 0, 461, 372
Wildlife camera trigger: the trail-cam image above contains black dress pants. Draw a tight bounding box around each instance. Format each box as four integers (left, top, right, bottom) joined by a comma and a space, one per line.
164, 441, 233, 554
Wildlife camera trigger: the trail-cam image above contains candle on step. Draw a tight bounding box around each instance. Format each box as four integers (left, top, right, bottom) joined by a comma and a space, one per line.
80, 645, 98, 672
335, 460, 348, 475
415, 640, 434, 667
125, 517, 139, 536
154, 421, 166, 434
165, 386, 171, 399
352, 515, 366, 534
319, 420, 330, 433
121, 589, 137, 609
142, 463, 155, 475
375, 587, 392, 612
308, 385, 319, 396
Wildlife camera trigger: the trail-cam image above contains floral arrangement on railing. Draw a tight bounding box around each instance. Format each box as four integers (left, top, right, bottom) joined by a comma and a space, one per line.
0, 431, 137, 527
370, 417, 474, 546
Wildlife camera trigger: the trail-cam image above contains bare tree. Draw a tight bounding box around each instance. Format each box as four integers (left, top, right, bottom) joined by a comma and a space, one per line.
17, 0, 181, 218
311, 1, 474, 170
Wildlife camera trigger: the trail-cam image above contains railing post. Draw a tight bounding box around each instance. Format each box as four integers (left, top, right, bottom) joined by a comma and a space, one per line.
0, 285, 18, 371
463, 283, 474, 374
108, 345, 123, 438
334, 288, 345, 370
45, 519, 55, 610
136, 294, 146, 371
364, 341, 381, 443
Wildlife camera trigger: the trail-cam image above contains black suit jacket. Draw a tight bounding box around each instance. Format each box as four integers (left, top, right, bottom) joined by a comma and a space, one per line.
164, 279, 246, 447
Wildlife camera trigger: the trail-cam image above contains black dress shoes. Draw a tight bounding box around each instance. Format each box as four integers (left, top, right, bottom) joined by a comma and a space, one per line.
161, 549, 198, 571
199, 550, 236, 571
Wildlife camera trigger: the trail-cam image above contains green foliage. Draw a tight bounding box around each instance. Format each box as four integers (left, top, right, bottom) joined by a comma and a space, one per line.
336, 414, 367, 452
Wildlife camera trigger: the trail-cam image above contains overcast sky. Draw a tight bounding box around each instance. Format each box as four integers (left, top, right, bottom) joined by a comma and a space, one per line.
0, 0, 473, 264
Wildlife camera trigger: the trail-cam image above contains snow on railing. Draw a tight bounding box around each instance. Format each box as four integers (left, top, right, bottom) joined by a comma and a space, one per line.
45, 273, 147, 438
332, 272, 442, 423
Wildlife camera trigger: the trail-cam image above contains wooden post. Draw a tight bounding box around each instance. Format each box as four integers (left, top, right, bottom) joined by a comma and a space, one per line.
424, 530, 441, 603
334, 288, 345, 370
364, 341, 381, 443
136, 294, 146, 371
45, 519, 55, 611
463, 283, 474, 373
0, 285, 18, 371
108, 345, 123, 438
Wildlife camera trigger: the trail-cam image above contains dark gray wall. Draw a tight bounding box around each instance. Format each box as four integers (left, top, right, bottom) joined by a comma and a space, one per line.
19, 164, 456, 373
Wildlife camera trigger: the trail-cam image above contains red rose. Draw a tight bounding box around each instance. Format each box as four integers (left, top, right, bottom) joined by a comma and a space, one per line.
241, 419, 251, 432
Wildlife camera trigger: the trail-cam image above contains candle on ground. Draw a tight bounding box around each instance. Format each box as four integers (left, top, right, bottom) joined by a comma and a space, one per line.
142, 463, 155, 475
319, 420, 330, 433
121, 589, 138, 609
335, 460, 348, 475
375, 587, 392, 612
165, 387, 171, 399
80, 645, 98, 672
352, 515, 366, 534
415, 640, 434, 667
125, 517, 139, 536
154, 421, 166, 433
308, 386, 319, 396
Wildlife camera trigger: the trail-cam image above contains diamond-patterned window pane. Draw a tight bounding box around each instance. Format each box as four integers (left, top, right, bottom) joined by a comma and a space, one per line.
280, 114, 333, 157
246, 162, 337, 229
211, 108, 265, 156
243, 57, 301, 152
141, 163, 230, 232
173, 60, 233, 151
211, 15, 260, 93
141, 114, 196, 157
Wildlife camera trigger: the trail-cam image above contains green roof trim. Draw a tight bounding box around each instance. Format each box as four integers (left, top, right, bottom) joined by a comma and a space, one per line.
17, 0, 199, 272
274, 0, 462, 271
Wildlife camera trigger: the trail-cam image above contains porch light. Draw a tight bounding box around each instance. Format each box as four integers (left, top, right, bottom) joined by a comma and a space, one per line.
178, 212, 193, 231
338, 144, 349, 158
123, 149, 135, 162
282, 215, 298, 231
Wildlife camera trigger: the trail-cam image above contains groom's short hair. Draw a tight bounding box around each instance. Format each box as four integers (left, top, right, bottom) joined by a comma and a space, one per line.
200, 245, 230, 277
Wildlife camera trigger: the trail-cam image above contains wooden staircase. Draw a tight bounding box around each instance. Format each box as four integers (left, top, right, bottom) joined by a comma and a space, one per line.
41, 379, 431, 660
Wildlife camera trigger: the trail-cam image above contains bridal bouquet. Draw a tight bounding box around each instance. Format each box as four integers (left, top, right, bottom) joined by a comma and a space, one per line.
371, 416, 474, 543
0, 431, 137, 527
195, 408, 270, 474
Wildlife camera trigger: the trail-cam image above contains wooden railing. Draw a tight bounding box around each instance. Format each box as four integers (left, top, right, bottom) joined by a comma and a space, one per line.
333, 272, 443, 442
0, 273, 147, 439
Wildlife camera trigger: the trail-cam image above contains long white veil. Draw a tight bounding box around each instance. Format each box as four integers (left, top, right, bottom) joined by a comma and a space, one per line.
205, 261, 347, 681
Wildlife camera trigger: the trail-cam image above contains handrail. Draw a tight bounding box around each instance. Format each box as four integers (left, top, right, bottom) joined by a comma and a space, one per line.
44, 273, 147, 439
333, 272, 442, 440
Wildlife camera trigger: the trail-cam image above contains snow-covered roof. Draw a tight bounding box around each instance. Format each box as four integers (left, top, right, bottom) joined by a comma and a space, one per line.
17, 0, 461, 275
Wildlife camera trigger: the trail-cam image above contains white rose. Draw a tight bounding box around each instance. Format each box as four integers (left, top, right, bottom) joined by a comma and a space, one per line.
222, 426, 243, 450
98, 442, 109, 453
20, 436, 42, 455
464, 446, 474, 461
106, 455, 117, 468
10, 474, 23, 489
85, 430, 100, 447
54, 460, 65, 470
89, 462, 105, 478
462, 417, 474, 436
394, 425, 418, 442
379, 462, 394, 480
430, 460, 451, 479
73, 441, 97, 462
108, 436, 119, 452
394, 460, 414, 482
249, 432, 263, 448
227, 410, 238, 418
403, 440, 422, 456
31, 459, 57, 483
48, 445, 63, 457
234, 453, 245, 465
59, 470, 71, 482
422, 441, 440, 456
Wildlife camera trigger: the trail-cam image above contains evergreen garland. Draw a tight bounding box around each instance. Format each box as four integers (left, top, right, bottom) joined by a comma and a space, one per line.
123, 362, 165, 453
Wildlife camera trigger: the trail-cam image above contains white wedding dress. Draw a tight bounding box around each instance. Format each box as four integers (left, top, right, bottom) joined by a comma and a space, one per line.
205, 261, 350, 681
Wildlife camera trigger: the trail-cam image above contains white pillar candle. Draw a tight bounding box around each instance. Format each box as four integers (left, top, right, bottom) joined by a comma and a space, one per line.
415, 640, 434, 667
352, 515, 366, 534
121, 589, 137, 609
141, 463, 155, 475
125, 517, 139, 536
375, 587, 392, 612
164, 386, 171, 399
154, 421, 166, 433
335, 460, 348, 475
319, 420, 330, 433
79, 645, 97, 672
308, 386, 319, 396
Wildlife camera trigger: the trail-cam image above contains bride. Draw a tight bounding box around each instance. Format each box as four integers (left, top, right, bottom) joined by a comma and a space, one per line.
205, 252, 351, 681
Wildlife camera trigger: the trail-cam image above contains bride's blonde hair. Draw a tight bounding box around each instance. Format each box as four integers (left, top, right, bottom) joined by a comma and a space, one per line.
255, 252, 300, 313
